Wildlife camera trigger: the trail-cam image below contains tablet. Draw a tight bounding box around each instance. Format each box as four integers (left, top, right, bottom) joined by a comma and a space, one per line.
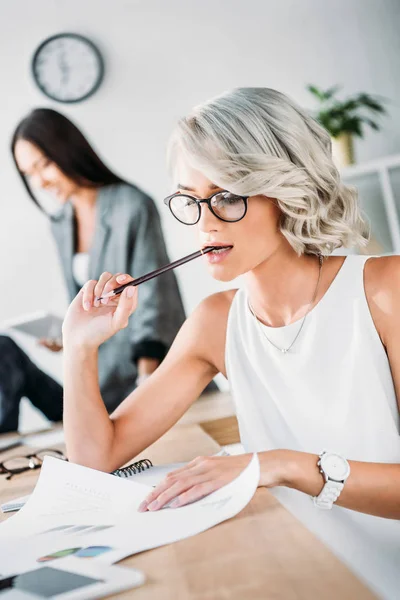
3, 311, 63, 341
0, 558, 145, 599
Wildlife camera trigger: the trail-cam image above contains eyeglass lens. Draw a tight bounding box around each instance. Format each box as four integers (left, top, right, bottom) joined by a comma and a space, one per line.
1, 449, 65, 473
169, 192, 246, 224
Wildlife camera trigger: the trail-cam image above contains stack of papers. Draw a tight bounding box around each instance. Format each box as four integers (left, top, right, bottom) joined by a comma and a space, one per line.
0, 454, 260, 576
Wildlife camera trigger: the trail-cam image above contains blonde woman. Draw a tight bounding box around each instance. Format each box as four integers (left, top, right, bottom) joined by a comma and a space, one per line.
62, 88, 400, 597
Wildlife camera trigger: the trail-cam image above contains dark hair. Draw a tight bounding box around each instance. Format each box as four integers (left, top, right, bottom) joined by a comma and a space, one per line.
11, 108, 126, 210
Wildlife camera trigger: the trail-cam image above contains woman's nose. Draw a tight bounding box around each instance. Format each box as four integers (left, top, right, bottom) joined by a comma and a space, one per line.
198, 202, 221, 233
30, 172, 47, 189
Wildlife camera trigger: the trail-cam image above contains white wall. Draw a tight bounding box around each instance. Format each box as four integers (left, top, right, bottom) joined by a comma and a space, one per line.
0, 0, 400, 323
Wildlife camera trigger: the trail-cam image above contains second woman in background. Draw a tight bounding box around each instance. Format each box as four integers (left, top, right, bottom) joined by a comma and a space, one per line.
8, 108, 186, 417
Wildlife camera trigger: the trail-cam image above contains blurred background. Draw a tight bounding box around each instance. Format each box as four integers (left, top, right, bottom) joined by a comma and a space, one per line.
0, 0, 399, 428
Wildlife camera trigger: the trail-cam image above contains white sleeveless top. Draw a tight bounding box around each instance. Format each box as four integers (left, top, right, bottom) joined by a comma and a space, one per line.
226, 256, 400, 599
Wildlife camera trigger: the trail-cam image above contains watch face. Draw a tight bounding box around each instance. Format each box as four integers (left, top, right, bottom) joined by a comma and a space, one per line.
320, 453, 350, 481
32, 33, 104, 103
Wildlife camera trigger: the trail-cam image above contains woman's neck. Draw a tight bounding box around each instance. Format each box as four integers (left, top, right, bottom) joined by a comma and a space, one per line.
245, 247, 323, 328
70, 186, 98, 213
70, 186, 98, 254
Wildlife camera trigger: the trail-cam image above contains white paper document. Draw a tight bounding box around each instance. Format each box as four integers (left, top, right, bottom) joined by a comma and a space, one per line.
0, 454, 259, 575
1, 463, 182, 514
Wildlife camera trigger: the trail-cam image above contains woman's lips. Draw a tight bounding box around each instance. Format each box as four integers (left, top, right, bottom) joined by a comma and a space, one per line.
204, 245, 233, 264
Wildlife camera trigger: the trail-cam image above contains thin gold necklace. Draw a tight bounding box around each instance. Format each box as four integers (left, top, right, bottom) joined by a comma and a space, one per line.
248, 255, 323, 354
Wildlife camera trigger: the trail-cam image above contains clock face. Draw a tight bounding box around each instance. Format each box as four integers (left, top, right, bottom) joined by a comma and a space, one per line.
320, 453, 350, 481
32, 33, 104, 103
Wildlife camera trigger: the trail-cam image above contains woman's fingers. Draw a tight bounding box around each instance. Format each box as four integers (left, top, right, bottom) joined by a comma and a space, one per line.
139, 474, 203, 512
39, 338, 63, 352
93, 272, 114, 306
137, 455, 252, 513
147, 480, 195, 510
138, 460, 213, 511
166, 456, 207, 476
80, 273, 137, 321
97, 273, 135, 305
113, 273, 135, 289
82, 280, 97, 311
138, 475, 184, 512
111, 285, 138, 330
169, 482, 215, 508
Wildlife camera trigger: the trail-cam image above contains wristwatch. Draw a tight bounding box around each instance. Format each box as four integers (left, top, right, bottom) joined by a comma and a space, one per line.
313, 451, 350, 510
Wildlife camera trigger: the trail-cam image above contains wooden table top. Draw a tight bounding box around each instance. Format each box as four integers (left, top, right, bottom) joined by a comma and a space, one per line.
0, 420, 375, 599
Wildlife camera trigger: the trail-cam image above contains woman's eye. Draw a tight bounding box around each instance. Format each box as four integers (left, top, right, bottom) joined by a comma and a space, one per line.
225, 194, 241, 204
179, 197, 196, 208
215, 194, 240, 206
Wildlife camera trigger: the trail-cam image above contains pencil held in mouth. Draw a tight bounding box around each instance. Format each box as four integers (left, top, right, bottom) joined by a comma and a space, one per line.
96, 246, 233, 301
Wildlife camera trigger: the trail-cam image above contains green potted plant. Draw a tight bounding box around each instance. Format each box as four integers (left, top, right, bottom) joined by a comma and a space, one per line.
307, 84, 387, 168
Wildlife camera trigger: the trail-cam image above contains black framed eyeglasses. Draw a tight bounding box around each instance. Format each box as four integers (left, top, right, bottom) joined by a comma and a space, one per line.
164, 190, 249, 225
0, 448, 67, 480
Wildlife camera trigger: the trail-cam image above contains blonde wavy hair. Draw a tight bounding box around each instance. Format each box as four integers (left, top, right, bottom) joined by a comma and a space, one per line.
167, 88, 369, 255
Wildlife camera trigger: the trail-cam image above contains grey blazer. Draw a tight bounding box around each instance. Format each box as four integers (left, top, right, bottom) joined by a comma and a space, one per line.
51, 183, 186, 411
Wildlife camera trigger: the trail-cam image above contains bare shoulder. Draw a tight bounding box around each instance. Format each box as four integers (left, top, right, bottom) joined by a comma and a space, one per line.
190, 289, 238, 338
181, 289, 238, 376
194, 289, 238, 317
364, 256, 400, 346
364, 255, 400, 299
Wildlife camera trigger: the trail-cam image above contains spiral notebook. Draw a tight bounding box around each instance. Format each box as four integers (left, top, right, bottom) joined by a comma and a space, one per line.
112, 458, 186, 486
112, 458, 154, 477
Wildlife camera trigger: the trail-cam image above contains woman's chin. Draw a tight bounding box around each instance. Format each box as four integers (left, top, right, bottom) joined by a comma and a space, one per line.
59, 191, 71, 203
207, 264, 238, 283
50, 190, 68, 204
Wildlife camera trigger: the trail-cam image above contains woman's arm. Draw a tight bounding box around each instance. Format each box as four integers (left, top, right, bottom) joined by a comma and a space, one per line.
279, 452, 400, 519
62, 273, 229, 471
137, 448, 400, 519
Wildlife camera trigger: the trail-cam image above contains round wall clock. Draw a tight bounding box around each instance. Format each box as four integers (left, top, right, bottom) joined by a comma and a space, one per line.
31, 33, 104, 103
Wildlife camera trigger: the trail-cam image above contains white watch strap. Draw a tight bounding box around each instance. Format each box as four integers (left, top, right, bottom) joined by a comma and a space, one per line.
313, 480, 344, 510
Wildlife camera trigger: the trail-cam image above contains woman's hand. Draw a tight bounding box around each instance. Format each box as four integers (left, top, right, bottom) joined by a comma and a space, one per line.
38, 338, 63, 352
138, 454, 256, 512
138, 451, 289, 512
62, 272, 138, 350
